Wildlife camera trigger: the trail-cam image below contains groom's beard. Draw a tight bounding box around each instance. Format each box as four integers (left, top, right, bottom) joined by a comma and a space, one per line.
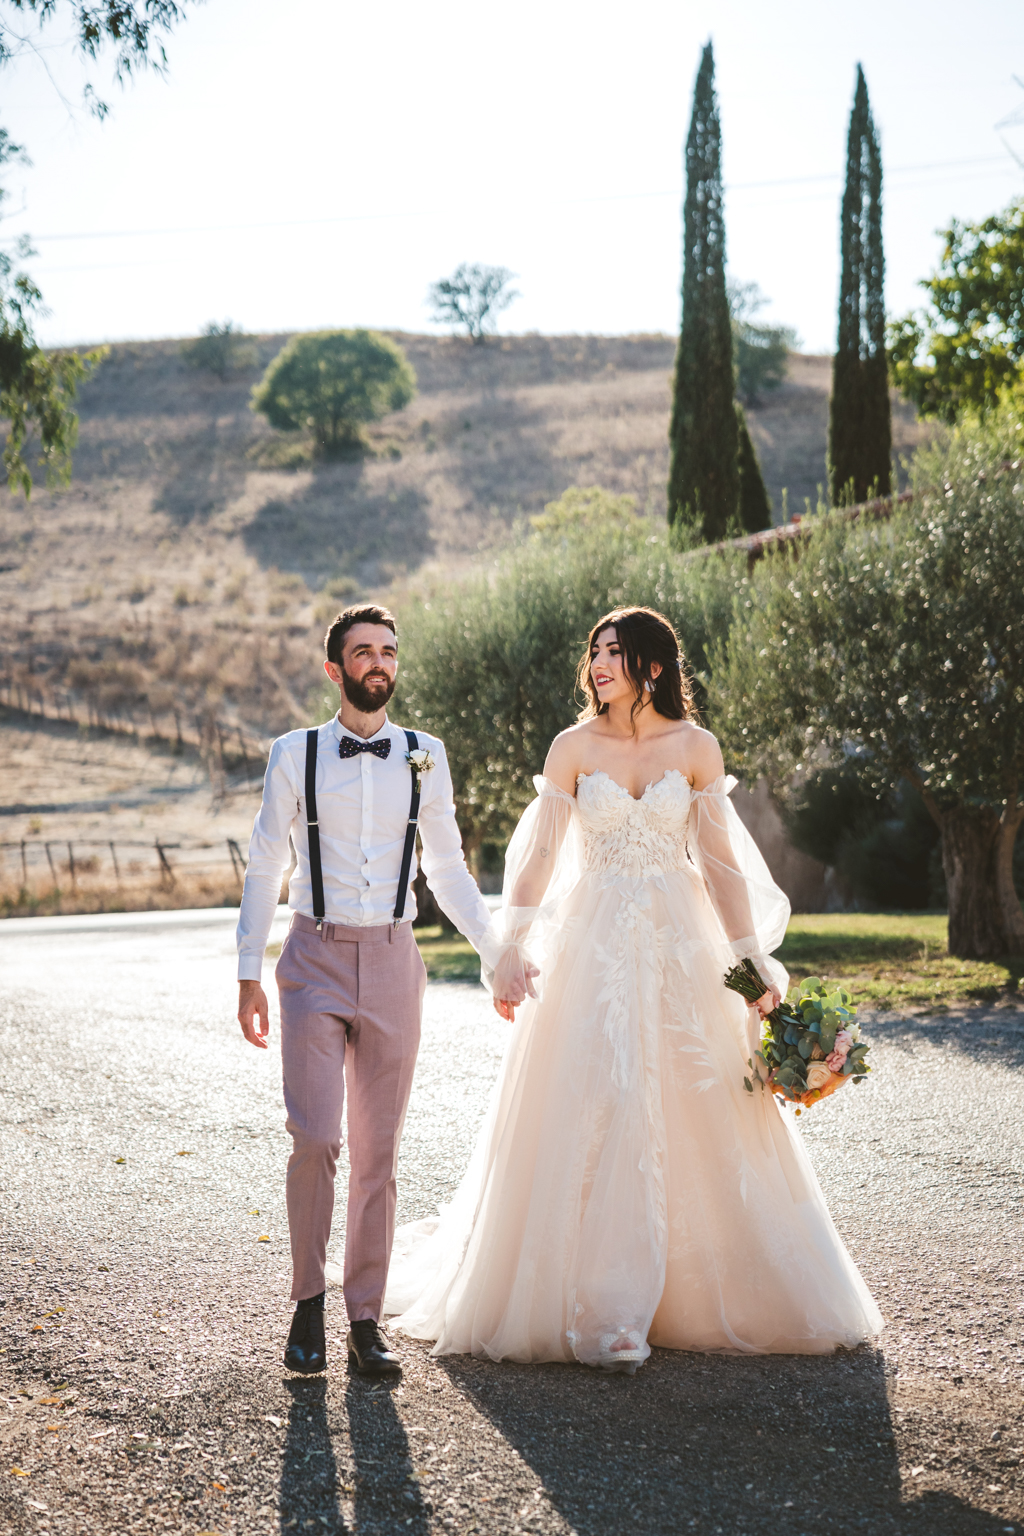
341, 664, 395, 714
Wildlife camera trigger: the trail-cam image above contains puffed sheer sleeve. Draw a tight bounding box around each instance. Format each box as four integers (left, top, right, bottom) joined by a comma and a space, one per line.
688, 774, 791, 996
484, 776, 583, 1001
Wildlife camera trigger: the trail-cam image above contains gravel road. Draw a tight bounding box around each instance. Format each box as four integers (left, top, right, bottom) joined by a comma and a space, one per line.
1, 909, 1023, 1536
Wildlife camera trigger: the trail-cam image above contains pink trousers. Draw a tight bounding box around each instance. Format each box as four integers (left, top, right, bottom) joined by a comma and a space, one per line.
275, 914, 427, 1318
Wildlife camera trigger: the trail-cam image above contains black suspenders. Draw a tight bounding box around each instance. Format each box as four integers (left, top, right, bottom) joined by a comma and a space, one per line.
304, 726, 421, 932
304, 729, 327, 930
392, 729, 421, 929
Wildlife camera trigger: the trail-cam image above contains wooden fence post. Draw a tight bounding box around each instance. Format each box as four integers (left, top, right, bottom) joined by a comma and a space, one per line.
45, 844, 57, 889
155, 841, 176, 887
67, 842, 77, 889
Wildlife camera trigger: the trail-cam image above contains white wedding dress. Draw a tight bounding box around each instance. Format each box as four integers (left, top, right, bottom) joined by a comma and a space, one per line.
383, 770, 883, 1369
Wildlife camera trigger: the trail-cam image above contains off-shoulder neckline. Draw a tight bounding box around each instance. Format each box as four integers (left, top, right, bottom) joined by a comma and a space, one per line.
575, 767, 691, 804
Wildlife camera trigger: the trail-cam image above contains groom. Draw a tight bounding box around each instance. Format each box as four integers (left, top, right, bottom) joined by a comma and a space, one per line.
235, 604, 500, 1376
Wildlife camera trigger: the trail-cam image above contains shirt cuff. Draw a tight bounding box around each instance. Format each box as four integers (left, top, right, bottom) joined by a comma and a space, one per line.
237, 956, 263, 982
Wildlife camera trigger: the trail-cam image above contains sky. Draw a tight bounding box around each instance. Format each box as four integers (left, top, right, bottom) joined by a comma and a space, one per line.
3, 0, 1024, 352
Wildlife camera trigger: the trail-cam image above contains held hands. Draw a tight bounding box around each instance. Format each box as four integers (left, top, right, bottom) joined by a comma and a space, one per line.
238, 980, 270, 1048
491, 946, 540, 1025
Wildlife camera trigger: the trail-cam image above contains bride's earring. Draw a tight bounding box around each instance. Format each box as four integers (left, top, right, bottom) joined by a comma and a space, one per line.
643, 680, 653, 693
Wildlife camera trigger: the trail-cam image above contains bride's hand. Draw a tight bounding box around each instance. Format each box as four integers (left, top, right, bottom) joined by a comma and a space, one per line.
754, 984, 781, 1017
493, 963, 539, 1023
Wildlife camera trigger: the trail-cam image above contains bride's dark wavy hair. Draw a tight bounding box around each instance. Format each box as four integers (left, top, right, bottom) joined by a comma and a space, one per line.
575, 606, 698, 728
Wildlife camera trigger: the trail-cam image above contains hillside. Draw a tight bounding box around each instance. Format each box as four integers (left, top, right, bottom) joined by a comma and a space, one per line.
0, 331, 929, 914
1, 331, 927, 746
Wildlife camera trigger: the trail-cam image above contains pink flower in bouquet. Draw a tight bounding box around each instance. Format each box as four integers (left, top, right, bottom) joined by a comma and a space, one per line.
826, 1028, 853, 1073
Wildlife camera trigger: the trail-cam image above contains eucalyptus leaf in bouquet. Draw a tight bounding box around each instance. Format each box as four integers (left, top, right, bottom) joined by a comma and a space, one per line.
725, 958, 871, 1112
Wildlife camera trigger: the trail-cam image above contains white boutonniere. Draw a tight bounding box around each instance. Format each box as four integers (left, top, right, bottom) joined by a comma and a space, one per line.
406, 747, 435, 787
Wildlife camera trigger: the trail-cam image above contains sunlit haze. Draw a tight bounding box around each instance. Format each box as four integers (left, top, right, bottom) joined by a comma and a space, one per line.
4, 0, 1023, 352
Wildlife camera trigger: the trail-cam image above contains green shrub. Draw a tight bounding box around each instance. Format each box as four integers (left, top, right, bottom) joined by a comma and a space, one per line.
251, 329, 416, 456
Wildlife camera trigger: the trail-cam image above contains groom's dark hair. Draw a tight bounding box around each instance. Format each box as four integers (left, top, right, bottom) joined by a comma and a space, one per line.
324, 604, 397, 664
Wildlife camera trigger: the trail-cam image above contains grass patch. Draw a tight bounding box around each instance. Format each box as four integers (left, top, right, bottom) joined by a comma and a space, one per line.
414, 924, 481, 982
780, 912, 1023, 1012
266, 913, 1023, 1010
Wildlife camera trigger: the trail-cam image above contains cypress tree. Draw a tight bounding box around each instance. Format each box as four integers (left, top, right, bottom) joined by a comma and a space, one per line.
668, 42, 738, 542
735, 403, 772, 532
828, 65, 891, 506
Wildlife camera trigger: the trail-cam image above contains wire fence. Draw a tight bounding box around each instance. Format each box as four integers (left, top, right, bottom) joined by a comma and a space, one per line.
0, 677, 270, 799
0, 834, 252, 911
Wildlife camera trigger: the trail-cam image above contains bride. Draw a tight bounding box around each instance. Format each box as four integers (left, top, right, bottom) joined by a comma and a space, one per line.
384, 605, 882, 1371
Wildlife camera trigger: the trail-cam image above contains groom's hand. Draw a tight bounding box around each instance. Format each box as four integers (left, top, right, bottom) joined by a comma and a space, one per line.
238, 980, 270, 1048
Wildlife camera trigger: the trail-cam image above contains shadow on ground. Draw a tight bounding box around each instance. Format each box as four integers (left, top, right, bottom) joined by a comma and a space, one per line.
439, 1347, 1010, 1536
868, 1007, 1024, 1072
241, 463, 434, 585
276, 1370, 429, 1534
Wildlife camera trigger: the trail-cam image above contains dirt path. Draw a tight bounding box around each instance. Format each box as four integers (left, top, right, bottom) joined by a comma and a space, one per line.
1, 913, 1022, 1535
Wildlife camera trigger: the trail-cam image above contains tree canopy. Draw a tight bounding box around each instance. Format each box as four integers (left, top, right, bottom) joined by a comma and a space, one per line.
712, 401, 1024, 958
888, 198, 1024, 422
251, 330, 416, 455
0, 1, 195, 112
427, 264, 519, 344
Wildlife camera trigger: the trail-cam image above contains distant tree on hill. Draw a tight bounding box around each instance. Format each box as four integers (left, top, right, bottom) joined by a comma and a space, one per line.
251, 330, 416, 456
181, 322, 256, 381
728, 280, 798, 404
735, 404, 772, 532
427, 264, 519, 344
668, 42, 739, 544
888, 198, 1024, 421
0, 2, 196, 497
828, 65, 891, 506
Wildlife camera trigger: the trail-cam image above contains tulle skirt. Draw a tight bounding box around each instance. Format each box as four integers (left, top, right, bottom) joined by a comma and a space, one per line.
383, 864, 883, 1368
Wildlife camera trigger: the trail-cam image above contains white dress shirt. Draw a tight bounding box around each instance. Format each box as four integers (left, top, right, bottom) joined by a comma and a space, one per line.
236, 714, 497, 981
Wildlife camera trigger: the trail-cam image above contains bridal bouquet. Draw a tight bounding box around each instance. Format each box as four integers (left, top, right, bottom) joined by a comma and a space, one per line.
725, 958, 870, 1112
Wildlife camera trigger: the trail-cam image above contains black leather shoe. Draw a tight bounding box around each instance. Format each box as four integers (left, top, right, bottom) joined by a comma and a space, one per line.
284, 1296, 327, 1375
347, 1318, 402, 1376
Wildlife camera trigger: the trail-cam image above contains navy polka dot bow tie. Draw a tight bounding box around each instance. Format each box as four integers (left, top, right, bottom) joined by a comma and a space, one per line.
338, 736, 391, 760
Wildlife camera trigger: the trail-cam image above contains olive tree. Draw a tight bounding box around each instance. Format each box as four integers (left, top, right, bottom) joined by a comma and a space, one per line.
251, 330, 416, 456
393, 486, 742, 861
711, 402, 1024, 959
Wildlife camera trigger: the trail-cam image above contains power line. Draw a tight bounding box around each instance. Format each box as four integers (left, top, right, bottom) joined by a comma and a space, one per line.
13, 153, 1016, 247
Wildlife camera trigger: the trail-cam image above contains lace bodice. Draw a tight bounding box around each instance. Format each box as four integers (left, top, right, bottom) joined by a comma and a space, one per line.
576, 769, 692, 878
